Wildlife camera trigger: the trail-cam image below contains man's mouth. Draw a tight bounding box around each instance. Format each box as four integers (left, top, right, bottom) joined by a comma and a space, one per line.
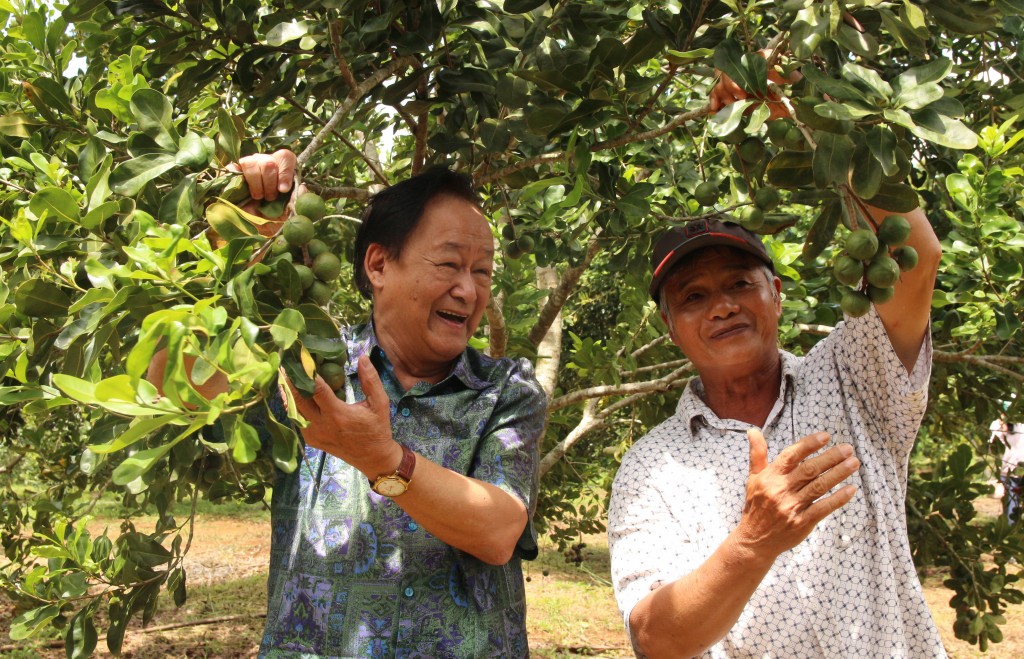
436, 309, 468, 325
711, 323, 749, 339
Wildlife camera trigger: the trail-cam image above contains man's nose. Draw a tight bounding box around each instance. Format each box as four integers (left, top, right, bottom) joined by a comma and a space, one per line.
450, 269, 477, 303
708, 290, 739, 318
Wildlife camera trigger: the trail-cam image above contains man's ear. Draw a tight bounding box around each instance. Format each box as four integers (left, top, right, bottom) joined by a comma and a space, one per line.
773, 276, 783, 317
660, 309, 677, 345
364, 243, 388, 290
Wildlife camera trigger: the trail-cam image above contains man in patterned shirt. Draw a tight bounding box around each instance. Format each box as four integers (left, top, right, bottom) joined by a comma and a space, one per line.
176, 150, 547, 657
606, 72, 946, 654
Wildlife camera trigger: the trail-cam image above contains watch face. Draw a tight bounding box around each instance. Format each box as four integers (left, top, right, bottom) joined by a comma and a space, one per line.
373, 476, 408, 497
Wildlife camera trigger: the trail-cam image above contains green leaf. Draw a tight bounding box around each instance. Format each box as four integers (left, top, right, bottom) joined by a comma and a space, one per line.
15, 279, 71, 318
111, 422, 203, 485
790, 17, 826, 61
766, 151, 814, 188
65, 608, 98, 659
9, 604, 60, 641
906, 111, 979, 150
88, 415, 181, 454
271, 309, 306, 349
0, 112, 41, 138
29, 187, 80, 225
869, 182, 920, 212
894, 58, 951, 91
893, 83, 944, 111
129, 88, 177, 149
230, 419, 261, 463
812, 133, 855, 189
158, 173, 198, 225
865, 126, 899, 176
802, 199, 842, 259
850, 145, 882, 200
109, 153, 177, 196
216, 110, 242, 164
266, 401, 300, 472
175, 131, 211, 167
841, 62, 892, 102
708, 99, 755, 137
266, 20, 311, 46
712, 39, 766, 96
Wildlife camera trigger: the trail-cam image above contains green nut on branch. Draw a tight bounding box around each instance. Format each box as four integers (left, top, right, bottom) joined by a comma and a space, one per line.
845, 229, 878, 261
283, 215, 315, 247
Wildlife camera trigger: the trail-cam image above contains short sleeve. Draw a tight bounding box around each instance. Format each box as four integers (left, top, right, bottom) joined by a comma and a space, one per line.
815, 305, 932, 455
473, 357, 547, 559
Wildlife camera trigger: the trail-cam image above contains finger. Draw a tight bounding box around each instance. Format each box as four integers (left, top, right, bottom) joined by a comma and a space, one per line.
258, 159, 281, 202
356, 354, 389, 414
747, 428, 769, 475
791, 443, 855, 486
239, 157, 266, 200
802, 484, 858, 525
310, 373, 339, 408
800, 454, 860, 502
774, 432, 830, 473
272, 149, 297, 194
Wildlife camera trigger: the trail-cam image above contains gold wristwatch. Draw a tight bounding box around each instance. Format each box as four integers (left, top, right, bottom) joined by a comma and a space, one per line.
370, 444, 416, 497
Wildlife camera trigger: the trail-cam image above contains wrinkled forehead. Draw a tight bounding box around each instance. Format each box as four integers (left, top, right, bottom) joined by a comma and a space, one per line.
661, 246, 767, 292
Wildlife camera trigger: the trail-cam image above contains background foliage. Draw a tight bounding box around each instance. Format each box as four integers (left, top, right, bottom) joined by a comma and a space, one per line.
1, 0, 1023, 655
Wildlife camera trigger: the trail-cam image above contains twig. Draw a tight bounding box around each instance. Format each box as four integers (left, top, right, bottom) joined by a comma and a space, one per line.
297, 56, 417, 167
549, 363, 693, 412
485, 293, 508, 358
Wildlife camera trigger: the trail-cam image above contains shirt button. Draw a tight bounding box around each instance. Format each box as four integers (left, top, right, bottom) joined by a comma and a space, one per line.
403, 587, 414, 598
401, 408, 410, 417
407, 521, 418, 531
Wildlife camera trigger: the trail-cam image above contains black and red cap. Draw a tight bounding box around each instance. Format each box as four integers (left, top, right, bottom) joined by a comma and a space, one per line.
649, 218, 775, 301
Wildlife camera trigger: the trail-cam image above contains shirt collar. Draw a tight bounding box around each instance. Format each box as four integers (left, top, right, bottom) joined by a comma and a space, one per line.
343, 320, 492, 392
676, 350, 798, 432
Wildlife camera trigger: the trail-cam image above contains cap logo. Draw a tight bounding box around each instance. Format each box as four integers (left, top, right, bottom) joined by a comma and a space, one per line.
684, 220, 710, 238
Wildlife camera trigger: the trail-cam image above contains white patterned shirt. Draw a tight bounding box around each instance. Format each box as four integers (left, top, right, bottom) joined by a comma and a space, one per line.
608, 308, 946, 658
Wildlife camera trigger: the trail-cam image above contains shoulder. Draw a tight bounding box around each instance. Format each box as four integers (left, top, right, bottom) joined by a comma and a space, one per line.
618, 414, 690, 473
465, 347, 544, 394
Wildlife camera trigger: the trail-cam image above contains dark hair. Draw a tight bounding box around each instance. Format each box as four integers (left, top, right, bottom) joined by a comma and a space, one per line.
353, 166, 480, 299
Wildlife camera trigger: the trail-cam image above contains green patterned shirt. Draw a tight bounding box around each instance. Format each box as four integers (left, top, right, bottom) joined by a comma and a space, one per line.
259, 323, 546, 658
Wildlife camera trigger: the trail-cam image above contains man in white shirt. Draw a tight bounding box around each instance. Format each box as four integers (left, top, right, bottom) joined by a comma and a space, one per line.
607, 208, 946, 657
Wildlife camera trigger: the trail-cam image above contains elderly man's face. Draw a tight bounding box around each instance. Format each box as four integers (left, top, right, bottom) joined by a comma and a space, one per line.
368, 194, 494, 369
659, 247, 782, 375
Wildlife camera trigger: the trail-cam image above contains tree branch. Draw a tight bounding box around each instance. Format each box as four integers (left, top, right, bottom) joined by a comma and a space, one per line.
549, 363, 694, 412
282, 96, 388, 185
539, 369, 692, 477
297, 56, 417, 167
485, 292, 508, 359
933, 351, 1024, 382
527, 237, 602, 348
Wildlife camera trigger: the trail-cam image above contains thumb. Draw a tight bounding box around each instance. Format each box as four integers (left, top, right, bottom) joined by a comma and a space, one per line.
747, 427, 769, 475
356, 354, 388, 414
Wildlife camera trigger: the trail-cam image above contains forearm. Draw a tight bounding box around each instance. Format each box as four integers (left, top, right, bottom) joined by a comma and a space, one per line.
392, 455, 528, 565
866, 204, 941, 371
630, 530, 777, 658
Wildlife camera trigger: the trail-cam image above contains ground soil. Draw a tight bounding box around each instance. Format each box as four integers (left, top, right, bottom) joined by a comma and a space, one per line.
2, 509, 1020, 658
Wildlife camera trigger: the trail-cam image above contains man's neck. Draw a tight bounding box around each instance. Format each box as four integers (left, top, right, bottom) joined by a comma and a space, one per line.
371, 323, 455, 392
697, 355, 783, 427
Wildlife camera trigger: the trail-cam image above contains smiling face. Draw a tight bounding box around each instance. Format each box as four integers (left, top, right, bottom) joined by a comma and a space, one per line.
366, 194, 494, 381
659, 247, 783, 377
